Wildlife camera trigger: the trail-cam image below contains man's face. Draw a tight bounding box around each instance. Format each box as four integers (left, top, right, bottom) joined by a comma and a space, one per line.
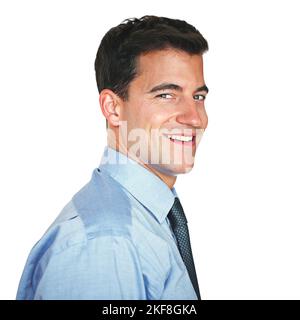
119, 48, 208, 176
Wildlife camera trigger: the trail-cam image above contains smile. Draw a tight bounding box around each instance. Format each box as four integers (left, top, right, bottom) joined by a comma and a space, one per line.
164, 134, 195, 146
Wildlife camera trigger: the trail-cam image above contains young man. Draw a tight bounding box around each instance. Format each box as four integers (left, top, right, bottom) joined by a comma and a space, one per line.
17, 15, 209, 300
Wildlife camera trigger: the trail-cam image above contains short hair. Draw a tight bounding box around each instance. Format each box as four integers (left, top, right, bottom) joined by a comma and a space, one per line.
94, 15, 209, 100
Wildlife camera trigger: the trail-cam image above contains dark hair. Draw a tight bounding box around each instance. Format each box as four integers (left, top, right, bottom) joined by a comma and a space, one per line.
94, 15, 209, 100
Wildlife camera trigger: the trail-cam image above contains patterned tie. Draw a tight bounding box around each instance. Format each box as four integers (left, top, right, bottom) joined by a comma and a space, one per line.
167, 197, 201, 300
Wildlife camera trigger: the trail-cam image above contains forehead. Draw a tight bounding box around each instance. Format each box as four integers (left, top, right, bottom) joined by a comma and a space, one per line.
132, 49, 204, 91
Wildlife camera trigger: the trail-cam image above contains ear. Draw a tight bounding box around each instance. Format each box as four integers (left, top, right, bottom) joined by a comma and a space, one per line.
99, 89, 122, 127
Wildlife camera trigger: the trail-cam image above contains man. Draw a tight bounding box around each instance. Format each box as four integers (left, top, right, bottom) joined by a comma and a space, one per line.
17, 15, 209, 300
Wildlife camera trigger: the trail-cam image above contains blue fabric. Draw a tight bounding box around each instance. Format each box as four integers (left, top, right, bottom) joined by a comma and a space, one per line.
16, 147, 198, 300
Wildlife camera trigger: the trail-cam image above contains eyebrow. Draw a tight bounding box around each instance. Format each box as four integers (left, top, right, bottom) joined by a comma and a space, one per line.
147, 82, 209, 94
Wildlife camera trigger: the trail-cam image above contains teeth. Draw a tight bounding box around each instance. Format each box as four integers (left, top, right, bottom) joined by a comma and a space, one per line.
167, 135, 193, 142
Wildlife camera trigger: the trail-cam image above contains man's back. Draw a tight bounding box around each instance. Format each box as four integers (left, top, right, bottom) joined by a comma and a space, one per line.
16, 147, 198, 300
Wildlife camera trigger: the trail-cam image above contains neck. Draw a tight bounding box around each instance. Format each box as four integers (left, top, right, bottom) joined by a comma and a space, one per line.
108, 140, 177, 189
142, 162, 177, 189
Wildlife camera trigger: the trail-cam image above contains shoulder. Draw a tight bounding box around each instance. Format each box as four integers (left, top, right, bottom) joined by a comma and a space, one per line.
44, 167, 135, 254
18, 223, 143, 299
17, 179, 139, 299
71, 167, 133, 237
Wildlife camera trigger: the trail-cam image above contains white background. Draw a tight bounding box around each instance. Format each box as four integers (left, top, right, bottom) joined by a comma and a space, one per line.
0, 0, 299, 300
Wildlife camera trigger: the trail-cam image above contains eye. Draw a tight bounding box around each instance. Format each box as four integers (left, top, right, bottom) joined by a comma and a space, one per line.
194, 94, 206, 101
155, 93, 173, 99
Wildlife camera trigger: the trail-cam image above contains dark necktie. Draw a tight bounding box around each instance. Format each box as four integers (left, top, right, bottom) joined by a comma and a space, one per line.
167, 197, 201, 300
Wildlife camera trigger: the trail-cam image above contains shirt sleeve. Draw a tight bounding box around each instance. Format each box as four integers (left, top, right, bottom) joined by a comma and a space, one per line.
31, 234, 147, 299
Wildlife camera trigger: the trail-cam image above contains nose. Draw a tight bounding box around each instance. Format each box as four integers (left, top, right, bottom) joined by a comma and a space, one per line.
176, 98, 208, 129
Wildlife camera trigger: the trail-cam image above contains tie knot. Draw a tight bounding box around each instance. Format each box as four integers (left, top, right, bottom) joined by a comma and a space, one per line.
167, 197, 187, 229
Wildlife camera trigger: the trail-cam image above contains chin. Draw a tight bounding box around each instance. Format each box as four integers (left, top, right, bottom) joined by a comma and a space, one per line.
152, 162, 195, 176
175, 164, 194, 174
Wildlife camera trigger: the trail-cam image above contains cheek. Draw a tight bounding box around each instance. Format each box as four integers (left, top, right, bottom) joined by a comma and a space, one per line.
146, 104, 174, 129
132, 104, 160, 129
123, 102, 142, 128
150, 113, 168, 128
125, 99, 173, 131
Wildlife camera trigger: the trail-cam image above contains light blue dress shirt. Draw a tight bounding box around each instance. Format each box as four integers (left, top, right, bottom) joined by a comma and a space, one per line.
16, 147, 198, 300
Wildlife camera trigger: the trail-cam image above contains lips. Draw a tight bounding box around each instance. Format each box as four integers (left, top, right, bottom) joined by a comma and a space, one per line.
163, 134, 196, 146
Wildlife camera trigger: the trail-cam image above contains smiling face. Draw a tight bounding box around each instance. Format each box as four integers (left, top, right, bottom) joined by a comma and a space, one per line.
105, 48, 209, 187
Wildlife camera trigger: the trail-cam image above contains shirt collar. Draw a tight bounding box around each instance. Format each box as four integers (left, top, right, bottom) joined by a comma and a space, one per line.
99, 146, 177, 224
